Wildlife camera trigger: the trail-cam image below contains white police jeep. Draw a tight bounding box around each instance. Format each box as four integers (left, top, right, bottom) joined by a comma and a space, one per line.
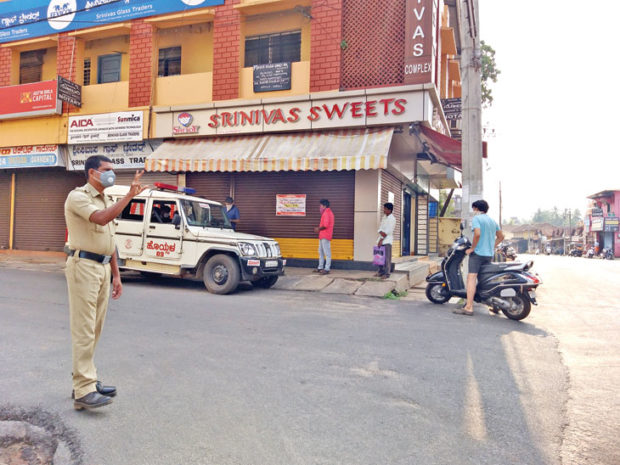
106, 183, 284, 294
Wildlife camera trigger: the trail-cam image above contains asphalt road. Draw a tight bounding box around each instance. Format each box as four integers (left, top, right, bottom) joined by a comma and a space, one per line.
0, 254, 617, 465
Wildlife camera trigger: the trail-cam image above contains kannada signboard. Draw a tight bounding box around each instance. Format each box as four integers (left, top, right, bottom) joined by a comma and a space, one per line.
0, 80, 60, 120
68, 111, 144, 144
67, 140, 161, 170
441, 98, 461, 120
604, 217, 619, 232
57, 75, 82, 107
276, 194, 306, 217
0, 0, 225, 44
404, 0, 434, 85
253, 63, 292, 92
591, 217, 604, 232
0, 144, 65, 169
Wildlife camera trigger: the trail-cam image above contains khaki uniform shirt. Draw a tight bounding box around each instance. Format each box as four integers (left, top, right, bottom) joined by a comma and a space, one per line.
65, 183, 116, 256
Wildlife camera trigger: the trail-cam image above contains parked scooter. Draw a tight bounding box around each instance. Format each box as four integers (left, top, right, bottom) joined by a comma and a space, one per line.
425, 231, 542, 320
601, 248, 614, 260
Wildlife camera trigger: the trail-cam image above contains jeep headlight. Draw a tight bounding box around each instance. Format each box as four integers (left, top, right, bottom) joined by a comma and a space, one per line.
239, 242, 257, 256
272, 243, 281, 256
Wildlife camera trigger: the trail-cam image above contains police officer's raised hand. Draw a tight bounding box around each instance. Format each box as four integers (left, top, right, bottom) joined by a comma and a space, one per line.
128, 170, 150, 198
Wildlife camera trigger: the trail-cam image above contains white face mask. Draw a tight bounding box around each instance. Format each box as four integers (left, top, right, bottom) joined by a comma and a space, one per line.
96, 169, 116, 187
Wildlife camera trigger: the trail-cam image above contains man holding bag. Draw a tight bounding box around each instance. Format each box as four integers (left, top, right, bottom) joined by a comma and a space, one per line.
376, 202, 396, 279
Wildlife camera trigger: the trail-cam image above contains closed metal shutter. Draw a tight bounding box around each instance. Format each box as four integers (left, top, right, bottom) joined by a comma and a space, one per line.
416, 194, 428, 255
0, 171, 11, 249
114, 172, 177, 187
381, 170, 402, 243
233, 171, 355, 239
13, 169, 84, 251
186, 173, 232, 204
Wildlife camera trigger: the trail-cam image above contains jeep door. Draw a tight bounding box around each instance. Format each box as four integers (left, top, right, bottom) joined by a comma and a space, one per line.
115, 197, 146, 256
144, 199, 183, 260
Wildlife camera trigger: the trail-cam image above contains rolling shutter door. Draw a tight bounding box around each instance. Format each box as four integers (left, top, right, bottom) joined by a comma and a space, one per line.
186, 173, 232, 204
381, 170, 402, 247
0, 171, 11, 249
13, 169, 84, 251
233, 171, 355, 239
114, 172, 177, 187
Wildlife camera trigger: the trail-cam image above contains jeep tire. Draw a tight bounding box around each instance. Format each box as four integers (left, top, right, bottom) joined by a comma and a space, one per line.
203, 254, 241, 294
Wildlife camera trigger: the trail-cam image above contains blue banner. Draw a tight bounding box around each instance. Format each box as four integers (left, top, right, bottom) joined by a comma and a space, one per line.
0, 0, 224, 44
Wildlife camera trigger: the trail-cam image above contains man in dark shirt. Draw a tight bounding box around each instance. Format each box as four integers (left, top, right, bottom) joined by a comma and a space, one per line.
225, 196, 240, 230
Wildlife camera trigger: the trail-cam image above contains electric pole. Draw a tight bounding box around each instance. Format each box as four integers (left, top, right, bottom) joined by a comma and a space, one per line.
459, 0, 483, 272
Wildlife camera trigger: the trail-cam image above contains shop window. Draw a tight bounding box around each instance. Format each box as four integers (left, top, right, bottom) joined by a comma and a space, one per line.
83, 58, 91, 86
19, 49, 46, 84
97, 53, 121, 84
244, 31, 301, 67
120, 199, 145, 221
158, 47, 181, 77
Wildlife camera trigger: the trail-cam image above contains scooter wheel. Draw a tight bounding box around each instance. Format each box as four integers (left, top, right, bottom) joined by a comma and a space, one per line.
501, 293, 531, 321
425, 283, 451, 304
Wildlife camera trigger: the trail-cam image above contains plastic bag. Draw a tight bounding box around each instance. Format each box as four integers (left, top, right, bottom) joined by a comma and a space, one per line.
373, 245, 386, 266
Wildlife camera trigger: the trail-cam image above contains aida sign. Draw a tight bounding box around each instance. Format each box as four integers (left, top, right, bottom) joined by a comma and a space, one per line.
404, 0, 434, 84
0, 0, 224, 44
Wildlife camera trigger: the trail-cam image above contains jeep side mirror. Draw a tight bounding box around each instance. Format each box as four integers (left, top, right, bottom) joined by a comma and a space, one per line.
172, 213, 181, 229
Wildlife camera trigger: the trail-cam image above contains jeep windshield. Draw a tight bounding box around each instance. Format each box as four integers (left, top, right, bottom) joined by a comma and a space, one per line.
180, 199, 232, 229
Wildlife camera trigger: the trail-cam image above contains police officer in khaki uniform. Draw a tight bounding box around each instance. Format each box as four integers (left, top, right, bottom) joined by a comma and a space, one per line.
65, 155, 148, 410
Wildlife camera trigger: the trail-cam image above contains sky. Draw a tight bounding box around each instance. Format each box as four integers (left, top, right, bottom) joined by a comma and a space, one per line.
478, 0, 620, 222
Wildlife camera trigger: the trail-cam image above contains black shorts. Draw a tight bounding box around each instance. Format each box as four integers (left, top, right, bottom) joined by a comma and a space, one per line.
468, 253, 492, 274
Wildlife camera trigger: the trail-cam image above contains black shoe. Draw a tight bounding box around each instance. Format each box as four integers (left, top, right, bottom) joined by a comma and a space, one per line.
74, 391, 113, 410
72, 381, 117, 399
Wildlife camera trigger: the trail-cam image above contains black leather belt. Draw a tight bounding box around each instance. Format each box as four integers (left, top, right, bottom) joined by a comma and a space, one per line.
68, 249, 112, 264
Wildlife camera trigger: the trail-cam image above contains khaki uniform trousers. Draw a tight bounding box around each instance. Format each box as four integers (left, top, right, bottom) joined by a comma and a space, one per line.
65, 255, 111, 399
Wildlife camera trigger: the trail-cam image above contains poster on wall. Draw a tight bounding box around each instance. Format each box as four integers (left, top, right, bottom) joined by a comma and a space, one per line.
0, 0, 225, 44
276, 194, 306, 217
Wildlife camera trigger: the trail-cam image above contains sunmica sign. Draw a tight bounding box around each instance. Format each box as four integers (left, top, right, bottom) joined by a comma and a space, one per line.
0, 0, 224, 44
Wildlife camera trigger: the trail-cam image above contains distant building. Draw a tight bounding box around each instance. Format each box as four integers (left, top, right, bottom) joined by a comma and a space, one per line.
585, 190, 619, 258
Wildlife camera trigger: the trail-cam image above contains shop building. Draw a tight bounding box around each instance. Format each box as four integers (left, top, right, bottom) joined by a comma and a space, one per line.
0, 0, 468, 261
585, 190, 620, 258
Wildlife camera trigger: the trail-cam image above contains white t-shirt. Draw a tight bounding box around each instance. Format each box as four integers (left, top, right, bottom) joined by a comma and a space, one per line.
378, 214, 396, 245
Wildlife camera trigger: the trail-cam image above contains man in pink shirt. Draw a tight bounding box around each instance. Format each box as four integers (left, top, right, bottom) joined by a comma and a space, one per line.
314, 199, 335, 274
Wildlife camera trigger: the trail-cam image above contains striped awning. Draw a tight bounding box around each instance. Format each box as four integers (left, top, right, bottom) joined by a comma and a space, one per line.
145, 128, 393, 172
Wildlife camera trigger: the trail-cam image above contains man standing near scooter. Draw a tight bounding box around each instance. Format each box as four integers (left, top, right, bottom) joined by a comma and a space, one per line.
453, 200, 504, 316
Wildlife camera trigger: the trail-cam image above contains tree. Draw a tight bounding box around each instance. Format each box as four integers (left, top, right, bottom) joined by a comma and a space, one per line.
481, 41, 500, 108
438, 189, 456, 217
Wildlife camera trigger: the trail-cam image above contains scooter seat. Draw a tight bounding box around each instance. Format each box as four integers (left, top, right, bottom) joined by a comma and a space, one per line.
479, 262, 528, 274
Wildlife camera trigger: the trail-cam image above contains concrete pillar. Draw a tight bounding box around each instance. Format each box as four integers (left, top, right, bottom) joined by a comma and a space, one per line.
354, 170, 381, 261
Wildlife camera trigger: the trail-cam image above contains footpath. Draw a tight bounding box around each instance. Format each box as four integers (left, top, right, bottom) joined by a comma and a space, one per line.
0, 250, 441, 299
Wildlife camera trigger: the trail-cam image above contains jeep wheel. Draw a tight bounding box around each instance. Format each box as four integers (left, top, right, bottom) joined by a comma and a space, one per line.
203, 254, 241, 294
252, 276, 279, 289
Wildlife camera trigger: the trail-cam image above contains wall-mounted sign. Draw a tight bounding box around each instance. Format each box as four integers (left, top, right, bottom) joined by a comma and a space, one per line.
0, 0, 225, 44
160, 89, 425, 137
404, 0, 434, 85
441, 98, 461, 120
0, 144, 65, 169
253, 63, 292, 93
276, 194, 306, 217
591, 207, 603, 217
0, 80, 61, 120
68, 111, 144, 144
57, 75, 82, 107
67, 140, 162, 171
173, 112, 200, 135
591, 217, 604, 232
604, 217, 619, 232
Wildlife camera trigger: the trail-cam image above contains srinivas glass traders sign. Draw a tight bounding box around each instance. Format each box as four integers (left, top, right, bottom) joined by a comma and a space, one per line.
0, 145, 65, 169
67, 140, 162, 170
276, 194, 306, 217
0, 0, 224, 44
0, 80, 60, 120
68, 111, 144, 144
